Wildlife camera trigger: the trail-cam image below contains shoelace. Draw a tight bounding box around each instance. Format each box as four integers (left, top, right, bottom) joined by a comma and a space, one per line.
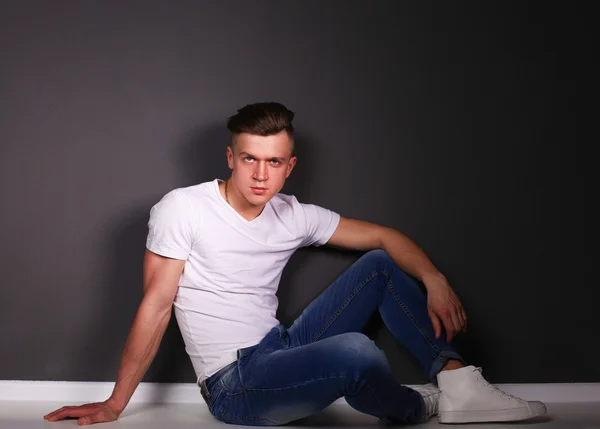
472, 367, 520, 401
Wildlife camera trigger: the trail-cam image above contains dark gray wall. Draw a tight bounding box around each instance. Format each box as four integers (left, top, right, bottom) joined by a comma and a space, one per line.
1, 1, 588, 385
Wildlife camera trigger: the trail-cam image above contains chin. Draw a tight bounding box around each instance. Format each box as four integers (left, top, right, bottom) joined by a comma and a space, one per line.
244, 193, 270, 206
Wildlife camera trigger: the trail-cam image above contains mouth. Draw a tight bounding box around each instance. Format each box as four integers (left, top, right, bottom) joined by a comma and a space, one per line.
250, 187, 267, 195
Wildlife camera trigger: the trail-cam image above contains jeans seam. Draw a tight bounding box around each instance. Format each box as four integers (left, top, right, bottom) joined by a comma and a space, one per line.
220, 377, 247, 397
221, 408, 276, 425
220, 376, 347, 424
242, 375, 347, 393
362, 380, 387, 413
384, 269, 441, 355
311, 270, 381, 342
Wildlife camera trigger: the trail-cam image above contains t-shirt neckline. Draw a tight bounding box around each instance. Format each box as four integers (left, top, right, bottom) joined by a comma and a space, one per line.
214, 179, 268, 226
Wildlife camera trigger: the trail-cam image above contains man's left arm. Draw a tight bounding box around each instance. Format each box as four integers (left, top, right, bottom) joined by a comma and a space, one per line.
326, 216, 467, 342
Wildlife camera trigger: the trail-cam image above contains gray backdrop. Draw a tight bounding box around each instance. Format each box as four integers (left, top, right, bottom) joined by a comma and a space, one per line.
1, 1, 588, 385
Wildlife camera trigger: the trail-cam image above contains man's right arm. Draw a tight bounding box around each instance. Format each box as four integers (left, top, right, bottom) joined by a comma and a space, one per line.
44, 249, 185, 426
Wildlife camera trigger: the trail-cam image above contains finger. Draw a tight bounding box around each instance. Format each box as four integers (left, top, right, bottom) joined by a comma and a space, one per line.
451, 311, 462, 333
428, 308, 442, 339
460, 309, 468, 332
45, 407, 74, 421
453, 304, 466, 332
46, 407, 89, 421
441, 315, 457, 343
44, 407, 67, 419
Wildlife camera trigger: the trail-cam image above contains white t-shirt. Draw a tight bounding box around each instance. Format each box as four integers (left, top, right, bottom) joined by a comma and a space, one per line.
146, 179, 340, 383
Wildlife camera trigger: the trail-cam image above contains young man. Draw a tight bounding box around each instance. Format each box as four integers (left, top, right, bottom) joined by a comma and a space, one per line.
44, 102, 546, 426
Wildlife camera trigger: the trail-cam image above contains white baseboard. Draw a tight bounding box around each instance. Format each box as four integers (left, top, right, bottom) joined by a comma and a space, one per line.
1, 380, 598, 404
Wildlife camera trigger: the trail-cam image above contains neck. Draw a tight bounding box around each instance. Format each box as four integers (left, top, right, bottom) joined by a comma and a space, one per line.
224, 178, 265, 221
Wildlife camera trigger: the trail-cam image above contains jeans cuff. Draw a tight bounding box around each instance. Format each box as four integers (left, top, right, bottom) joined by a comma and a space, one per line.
428, 350, 467, 384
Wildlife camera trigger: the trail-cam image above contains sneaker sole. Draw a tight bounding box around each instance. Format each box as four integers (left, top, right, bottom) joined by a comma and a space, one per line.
438, 402, 547, 424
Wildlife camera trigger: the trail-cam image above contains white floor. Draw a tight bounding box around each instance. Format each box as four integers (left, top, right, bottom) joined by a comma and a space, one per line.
1, 401, 599, 429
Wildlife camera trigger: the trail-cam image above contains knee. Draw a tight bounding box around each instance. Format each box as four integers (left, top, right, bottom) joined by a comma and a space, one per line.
361, 249, 395, 272
336, 333, 388, 373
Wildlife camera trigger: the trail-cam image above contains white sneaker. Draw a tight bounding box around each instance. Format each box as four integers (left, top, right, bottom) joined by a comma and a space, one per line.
437, 366, 547, 423
411, 383, 441, 420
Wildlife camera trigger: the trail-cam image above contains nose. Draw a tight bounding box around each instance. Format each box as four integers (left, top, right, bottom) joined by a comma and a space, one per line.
253, 161, 268, 182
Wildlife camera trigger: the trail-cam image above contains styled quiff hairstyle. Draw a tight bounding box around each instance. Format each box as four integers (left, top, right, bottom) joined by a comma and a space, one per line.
227, 102, 295, 154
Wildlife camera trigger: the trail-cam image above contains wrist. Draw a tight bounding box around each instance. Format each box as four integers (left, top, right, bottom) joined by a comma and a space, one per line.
420, 271, 447, 288
106, 396, 126, 415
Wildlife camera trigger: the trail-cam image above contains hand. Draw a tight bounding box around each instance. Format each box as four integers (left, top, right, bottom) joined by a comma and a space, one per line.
423, 273, 467, 343
43, 399, 121, 426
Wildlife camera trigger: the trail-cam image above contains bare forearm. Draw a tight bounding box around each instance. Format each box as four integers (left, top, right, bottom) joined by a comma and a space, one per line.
108, 297, 171, 413
379, 227, 445, 286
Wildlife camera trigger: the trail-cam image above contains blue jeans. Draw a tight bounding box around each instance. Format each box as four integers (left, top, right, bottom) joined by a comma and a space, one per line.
200, 249, 465, 425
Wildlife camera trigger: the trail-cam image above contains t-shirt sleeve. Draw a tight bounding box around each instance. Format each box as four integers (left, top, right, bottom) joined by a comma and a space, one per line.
146, 189, 196, 260
301, 203, 341, 247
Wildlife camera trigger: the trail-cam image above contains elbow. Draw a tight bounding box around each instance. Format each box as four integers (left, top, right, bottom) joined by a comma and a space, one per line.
377, 225, 393, 250
140, 292, 174, 322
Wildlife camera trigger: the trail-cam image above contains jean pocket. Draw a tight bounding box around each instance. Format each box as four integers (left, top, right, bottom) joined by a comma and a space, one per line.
219, 361, 245, 395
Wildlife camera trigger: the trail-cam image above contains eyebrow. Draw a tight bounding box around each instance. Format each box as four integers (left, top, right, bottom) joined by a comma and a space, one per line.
239, 152, 285, 162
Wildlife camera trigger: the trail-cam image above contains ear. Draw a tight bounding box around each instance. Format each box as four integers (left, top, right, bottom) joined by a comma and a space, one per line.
285, 156, 297, 178
227, 146, 234, 170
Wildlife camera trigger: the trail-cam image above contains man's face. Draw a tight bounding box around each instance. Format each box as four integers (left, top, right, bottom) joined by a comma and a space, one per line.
227, 131, 297, 207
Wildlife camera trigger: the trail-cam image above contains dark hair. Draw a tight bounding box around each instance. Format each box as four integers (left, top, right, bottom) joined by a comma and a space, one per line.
227, 102, 295, 137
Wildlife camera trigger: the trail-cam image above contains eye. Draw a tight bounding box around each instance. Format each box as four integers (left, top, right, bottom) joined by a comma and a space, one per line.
245, 156, 254, 162
271, 160, 281, 165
